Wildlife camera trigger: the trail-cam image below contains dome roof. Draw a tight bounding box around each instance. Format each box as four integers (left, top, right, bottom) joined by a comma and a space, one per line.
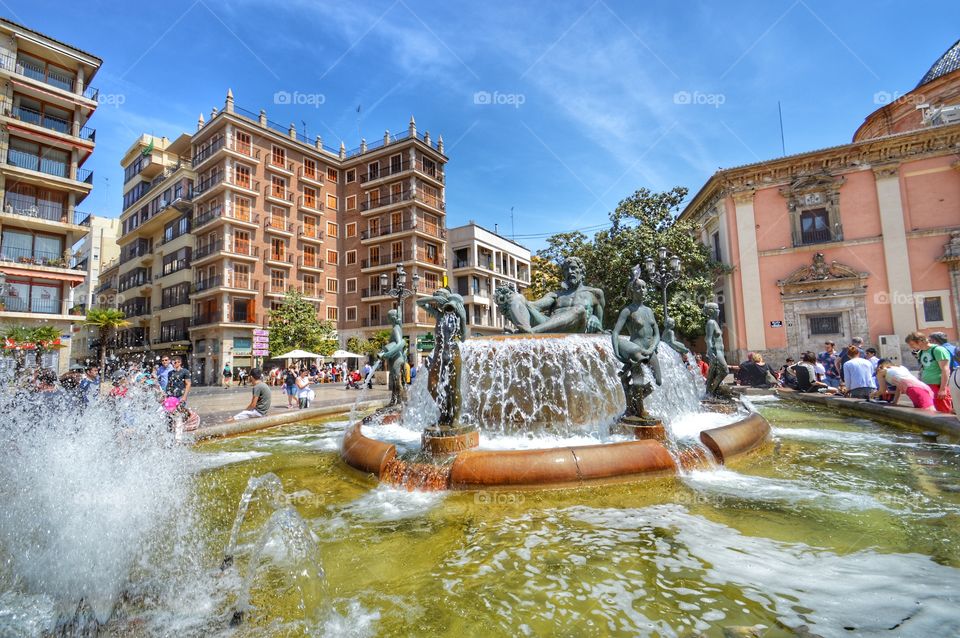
917, 39, 960, 88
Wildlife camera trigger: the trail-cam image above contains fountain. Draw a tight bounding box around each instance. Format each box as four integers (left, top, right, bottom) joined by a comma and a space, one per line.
341, 256, 771, 490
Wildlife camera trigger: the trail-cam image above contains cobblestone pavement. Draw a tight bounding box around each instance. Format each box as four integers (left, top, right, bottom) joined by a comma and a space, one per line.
186, 381, 390, 424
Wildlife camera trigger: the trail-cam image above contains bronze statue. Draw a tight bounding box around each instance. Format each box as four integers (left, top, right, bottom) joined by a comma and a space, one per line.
703, 302, 731, 399
661, 317, 689, 355
378, 309, 407, 406
495, 257, 605, 334
417, 288, 466, 425
611, 267, 662, 420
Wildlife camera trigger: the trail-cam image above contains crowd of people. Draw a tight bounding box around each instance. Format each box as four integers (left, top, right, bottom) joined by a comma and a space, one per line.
12, 354, 200, 433
728, 331, 960, 417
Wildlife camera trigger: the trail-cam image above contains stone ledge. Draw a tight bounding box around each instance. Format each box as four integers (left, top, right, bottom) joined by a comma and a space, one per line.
778, 388, 960, 437
190, 399, 389, 442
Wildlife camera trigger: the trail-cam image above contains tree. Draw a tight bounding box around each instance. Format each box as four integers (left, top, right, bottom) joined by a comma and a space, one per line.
526, 255, 561, 301
346, 329, 392, 358
538, 186, 727, 338
267, 289, 338, 357
83, 307, 129, 370
29, 326, 63, 368
1, 325, 33, 372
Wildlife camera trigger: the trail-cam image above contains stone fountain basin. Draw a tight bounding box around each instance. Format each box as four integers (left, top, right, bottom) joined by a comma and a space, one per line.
340, 412, 771, 490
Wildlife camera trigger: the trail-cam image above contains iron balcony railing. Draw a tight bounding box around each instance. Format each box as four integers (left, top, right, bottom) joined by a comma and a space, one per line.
0, 244, 69, 268
359, 219, 446, 240
1, 295, 64, 314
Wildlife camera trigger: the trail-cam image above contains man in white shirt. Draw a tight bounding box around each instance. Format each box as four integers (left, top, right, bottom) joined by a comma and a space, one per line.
843, 346, 877, 399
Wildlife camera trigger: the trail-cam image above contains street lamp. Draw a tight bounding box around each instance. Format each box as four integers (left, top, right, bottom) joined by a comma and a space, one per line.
379, 263, 420, 325
644, 247, 683, 324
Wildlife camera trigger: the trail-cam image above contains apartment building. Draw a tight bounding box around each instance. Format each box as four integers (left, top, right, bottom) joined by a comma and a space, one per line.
0, 18, 100, 372
447, 222, 531, 336
115, 134, 194, 363
114, 92, 447, 383
68, 215, 119, 364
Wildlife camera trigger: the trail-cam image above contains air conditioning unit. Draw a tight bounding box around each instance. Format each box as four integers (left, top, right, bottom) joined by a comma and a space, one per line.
878, 334, 901, 363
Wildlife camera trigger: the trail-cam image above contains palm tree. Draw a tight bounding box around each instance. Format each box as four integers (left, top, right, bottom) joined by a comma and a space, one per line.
29, 325, 62, 368
83, 307, 129, 371
1, 325, 32, 373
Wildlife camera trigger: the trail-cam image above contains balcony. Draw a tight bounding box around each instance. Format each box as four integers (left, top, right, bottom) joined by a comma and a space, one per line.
194, 275, 223, 293
153, 332, 188, 345
415, 247, 446, 267
360, 219, 446, 241
121, 239, 152, 262
266, 157, 294, 175
298, 166, 323, 185
121, 299, 151, 318
299, 254, 324, 271
0, 244, 73, 269
266, 251, 294, 267
361, 286, 388, 299
119, 269, 150, 292
360, 158, 444, 185
265, 184, 294, 205
264, 217, 294, 235
6, 147, 92, 185
299, 225, 324, 243
298, 194, 323, 213
193, 240, 224, 260
191, 135, 260, 168
1, 199, 91, 226
301, 285, 323, 299
0, 53, 96, 101
0, 295, 67, 315
361, 251, 410, 269
361, 317, 388, 327
8, 104, 95, 142
191, 311, 221, 327
359, 188, 412, 213
193, 204, 259, 230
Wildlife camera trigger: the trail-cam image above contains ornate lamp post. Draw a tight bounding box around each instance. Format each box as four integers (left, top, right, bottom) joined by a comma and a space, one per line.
379, 263, 420, 325
644, 246, 682, 324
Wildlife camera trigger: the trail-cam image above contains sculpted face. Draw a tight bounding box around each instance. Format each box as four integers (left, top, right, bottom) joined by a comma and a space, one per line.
563, 259, 585, 287
631, 276, 647, 299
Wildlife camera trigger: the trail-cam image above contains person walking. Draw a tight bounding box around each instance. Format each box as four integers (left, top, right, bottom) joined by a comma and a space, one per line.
842, 346, 876, 399
222, 363, 233, 389
905, 332, 953, 413
295, 368, 314, 409
817, 341, 841, 389
362, 361, 373, 389
228, 368, 272, 421
283, 366, 297, 408
237, 367, 247, 387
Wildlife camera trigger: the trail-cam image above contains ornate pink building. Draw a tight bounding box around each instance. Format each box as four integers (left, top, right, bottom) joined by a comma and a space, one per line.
681, 40, 960, 364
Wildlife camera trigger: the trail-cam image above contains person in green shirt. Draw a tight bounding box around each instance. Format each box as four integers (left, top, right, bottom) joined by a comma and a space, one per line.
228, 368, 272, 421
905, 331, 953, 413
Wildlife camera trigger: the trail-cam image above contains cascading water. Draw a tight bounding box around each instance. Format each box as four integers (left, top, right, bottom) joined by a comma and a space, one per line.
644, 343, 708, 425
0, 382, 192, 633
456, 335, 625, 435
221, 473, 286, 568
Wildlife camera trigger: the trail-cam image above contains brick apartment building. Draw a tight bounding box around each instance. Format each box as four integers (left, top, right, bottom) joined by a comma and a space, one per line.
115, 91, 447, 383
0, 18, 100, 373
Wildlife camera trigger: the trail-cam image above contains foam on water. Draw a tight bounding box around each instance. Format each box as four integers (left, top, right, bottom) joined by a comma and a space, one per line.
772, 426, 897, 446
334, 485, 446, 524
188, 450, 271, 471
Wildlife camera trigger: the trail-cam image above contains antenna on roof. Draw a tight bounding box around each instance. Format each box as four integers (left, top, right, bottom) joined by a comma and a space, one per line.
778, 101, 786, 156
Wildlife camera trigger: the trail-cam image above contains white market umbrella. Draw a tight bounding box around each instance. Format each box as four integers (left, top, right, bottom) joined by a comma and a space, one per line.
330, 349, 365, 359
274, 349, 323, 360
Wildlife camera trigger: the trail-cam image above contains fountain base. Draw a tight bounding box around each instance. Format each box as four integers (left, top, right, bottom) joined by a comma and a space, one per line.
422, 425, 480, 455
614, 416, 666, 441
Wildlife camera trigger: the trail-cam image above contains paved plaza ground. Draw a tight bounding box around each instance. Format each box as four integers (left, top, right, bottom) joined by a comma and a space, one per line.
187, 381, 390, 425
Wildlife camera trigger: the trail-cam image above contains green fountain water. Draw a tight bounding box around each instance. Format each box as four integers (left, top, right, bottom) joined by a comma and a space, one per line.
80, 399, 960, 637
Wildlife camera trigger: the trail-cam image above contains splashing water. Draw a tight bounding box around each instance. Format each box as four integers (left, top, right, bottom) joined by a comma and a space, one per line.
0, 382, 192, 631
222, 473, 286, 567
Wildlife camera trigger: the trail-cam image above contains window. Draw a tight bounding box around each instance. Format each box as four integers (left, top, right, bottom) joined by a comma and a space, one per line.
234, 130, 252, 156
271, 145, 286, 168
367, 162, 380, 180
346, 169, 356, 183
346, 278, 357, 293
303, 245, 319, 268
161, 282, 191, 308
327, 249, 339, 265
269, 205, 286, 230
346, 306, 357, 321
327, 221, 339, 238
303, 186, 318, 209
346, 250, 357, 265
346, 222, 357, 238
302, 274, 318, 297
346, 194, 357, 210
808, 314, 840, 335
271, 175, 287, 198
270, 269, 286, 293
327, 277, 338, 293
391, 241, 403, 262
303, 158, 317, 180
233, 196, 252, 221
712, 231, 722, 262
390, 153, 403, 173
161, 247, 191, 276
327, 167, 338, 183
326, 193, 338, 210
327, 306, 338, 321
232, 264, 251, 288
369, 304, 380, 323
270, 238, 286, 260
234, 337, 252, 350
234, 163, 251, 189
368, 246, 380, 265
800, 208, 831, 244
923, 297, 944, 323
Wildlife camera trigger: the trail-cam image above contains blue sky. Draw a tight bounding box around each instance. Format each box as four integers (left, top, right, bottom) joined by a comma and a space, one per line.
7, 0, 959, 251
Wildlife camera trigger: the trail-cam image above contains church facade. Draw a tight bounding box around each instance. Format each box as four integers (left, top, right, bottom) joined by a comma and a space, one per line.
681, 40, 960, 364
